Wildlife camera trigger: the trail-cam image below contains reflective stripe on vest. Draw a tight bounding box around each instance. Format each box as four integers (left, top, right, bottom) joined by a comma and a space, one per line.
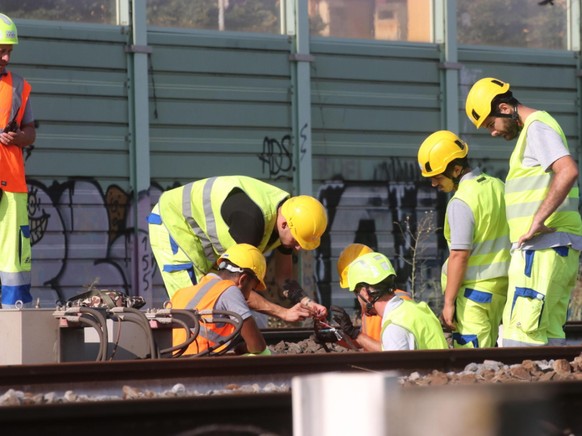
0, 271, 32, 304
171, 275, 238, 353
444, 173, 510, 282
505, 111, 582, 242
0, 72, 32, 193
160, 176, 290, 272
182, 180, 217, 262
381, 299, 448, 350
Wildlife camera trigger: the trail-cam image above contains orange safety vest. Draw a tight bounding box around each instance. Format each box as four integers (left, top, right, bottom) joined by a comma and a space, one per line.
0, 71, 31, 193
171, 274, 240, 355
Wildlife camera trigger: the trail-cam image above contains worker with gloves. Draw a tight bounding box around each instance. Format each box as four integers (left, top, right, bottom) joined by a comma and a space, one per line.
149, 175, 328, 322
417, 130, 510, 348
0, 14, 36, 309
316, 244, 412, 351
346, 251, 447, 350
171, 243, 271, 356
466, 78, 582, 346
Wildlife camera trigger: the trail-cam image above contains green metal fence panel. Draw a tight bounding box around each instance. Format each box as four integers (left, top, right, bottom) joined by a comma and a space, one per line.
8, 19, 582, 314
146, 29, 295, 189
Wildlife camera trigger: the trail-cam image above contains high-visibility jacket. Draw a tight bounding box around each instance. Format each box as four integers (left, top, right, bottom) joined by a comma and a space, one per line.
505, 111, 582, 242
362, 290, 411, 341
159, 176, 290, 276
171, 274, 240, 355
443, 173, 510, 285
0, 71, 32, 193
381, 299, 448, 350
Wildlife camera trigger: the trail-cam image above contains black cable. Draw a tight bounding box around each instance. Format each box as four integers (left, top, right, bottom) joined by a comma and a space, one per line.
186, 310, 244, 358
120, 307, 158, 359
160, 309, 202, 357
158, 317, 195, 357
74, 315, 106, 361
108, 317, 123, 360
75, 307, 109, 361
109, 308, 158, 359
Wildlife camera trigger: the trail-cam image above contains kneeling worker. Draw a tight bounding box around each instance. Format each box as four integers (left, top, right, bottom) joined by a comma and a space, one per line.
171, 244, 269, 356
347, 252, 448, 350
322, 243, 412, 351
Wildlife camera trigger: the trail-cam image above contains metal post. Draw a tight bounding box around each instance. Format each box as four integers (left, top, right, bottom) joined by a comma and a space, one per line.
285, 0, 316, 293
120, 0, 154, 305
442, 0, 460, 134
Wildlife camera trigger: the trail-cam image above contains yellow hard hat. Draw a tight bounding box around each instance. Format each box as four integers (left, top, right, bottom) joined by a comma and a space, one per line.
0, 14, 18, 45
417, 130, 469, 178
281, 195, 327, 250
218, 243, 267, 291
337, 243, 373, 288
465, 77, 510, 128
347, 252, 396, 292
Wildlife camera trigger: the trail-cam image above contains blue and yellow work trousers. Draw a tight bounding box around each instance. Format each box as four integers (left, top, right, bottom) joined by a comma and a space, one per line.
502, 246, 579, 346
0, 191, 32, 307
148, 204, 199, 299
451, 278, 507, 349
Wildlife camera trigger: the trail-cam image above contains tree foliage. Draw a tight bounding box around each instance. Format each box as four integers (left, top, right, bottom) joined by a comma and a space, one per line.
2, 0, 281, 32
147, 0, 280, 33
457, 0, 568, 49
2, 0, 115, 24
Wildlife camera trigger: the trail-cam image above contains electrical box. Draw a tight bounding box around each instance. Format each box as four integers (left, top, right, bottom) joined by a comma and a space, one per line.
58, 317, 174, 362
0, 309, 59, 365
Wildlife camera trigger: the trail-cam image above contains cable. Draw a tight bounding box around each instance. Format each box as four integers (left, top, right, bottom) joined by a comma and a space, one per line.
109, 308, 158, 359
186, 310, 244, 358
75, 316, 106, 361
158, 309, 202, 357
158, 317, 195, 357
59, 307, 109, 361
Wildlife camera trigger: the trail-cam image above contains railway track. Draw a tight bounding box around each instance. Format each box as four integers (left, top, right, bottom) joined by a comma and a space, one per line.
2, 345, 582, 435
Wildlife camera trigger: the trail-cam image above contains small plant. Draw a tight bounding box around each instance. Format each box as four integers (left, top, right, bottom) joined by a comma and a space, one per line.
394, 210, 441, 300
568, 265, 582, 321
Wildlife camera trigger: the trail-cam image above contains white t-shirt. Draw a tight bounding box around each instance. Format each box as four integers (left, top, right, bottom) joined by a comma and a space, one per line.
381, 297, 416, 350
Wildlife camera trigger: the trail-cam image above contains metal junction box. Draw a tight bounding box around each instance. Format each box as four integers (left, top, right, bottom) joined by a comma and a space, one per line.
0, 309, 60, 365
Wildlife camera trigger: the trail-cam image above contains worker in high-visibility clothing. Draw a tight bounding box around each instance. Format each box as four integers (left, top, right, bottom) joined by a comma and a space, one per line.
171, 244, 270, 356
466, 78, 582, 346
346, 251, 448, 350
0, 14, 36, 309
418, 130, 510, 348
148, 175, 328, 322
316, 243, 413, 351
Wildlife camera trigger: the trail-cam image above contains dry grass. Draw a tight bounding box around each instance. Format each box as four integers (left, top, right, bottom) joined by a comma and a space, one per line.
568, 265, 582, 321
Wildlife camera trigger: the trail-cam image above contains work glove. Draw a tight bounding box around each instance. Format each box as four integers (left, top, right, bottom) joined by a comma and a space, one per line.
281, 279, 307, 305
313, 328, 341, 344
331, 305, 360, 340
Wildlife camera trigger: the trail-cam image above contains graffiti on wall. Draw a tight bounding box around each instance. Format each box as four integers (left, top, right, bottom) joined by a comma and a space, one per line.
314, 173, 447, 313
258, 135, 293, 177
22, 156, 447, 313
24, 178, 161, 308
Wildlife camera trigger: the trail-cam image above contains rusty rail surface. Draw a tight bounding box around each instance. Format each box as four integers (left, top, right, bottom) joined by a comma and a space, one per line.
1, 346, 582, 391
2, 346, 582, 435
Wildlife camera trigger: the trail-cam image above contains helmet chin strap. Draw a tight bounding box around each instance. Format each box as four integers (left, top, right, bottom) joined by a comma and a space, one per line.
493, 105, 520, 123
444, 167, 467, 189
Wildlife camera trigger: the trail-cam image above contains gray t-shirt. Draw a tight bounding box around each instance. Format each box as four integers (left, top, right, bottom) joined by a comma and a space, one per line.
201, 273, 253, 321
519, 120, 582, 250
214, 285, 253, 321
446, 169, 482, 250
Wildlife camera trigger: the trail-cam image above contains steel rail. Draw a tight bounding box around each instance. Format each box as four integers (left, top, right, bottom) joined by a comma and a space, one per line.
2, 347, 582, 436
1, 346, 582, 393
